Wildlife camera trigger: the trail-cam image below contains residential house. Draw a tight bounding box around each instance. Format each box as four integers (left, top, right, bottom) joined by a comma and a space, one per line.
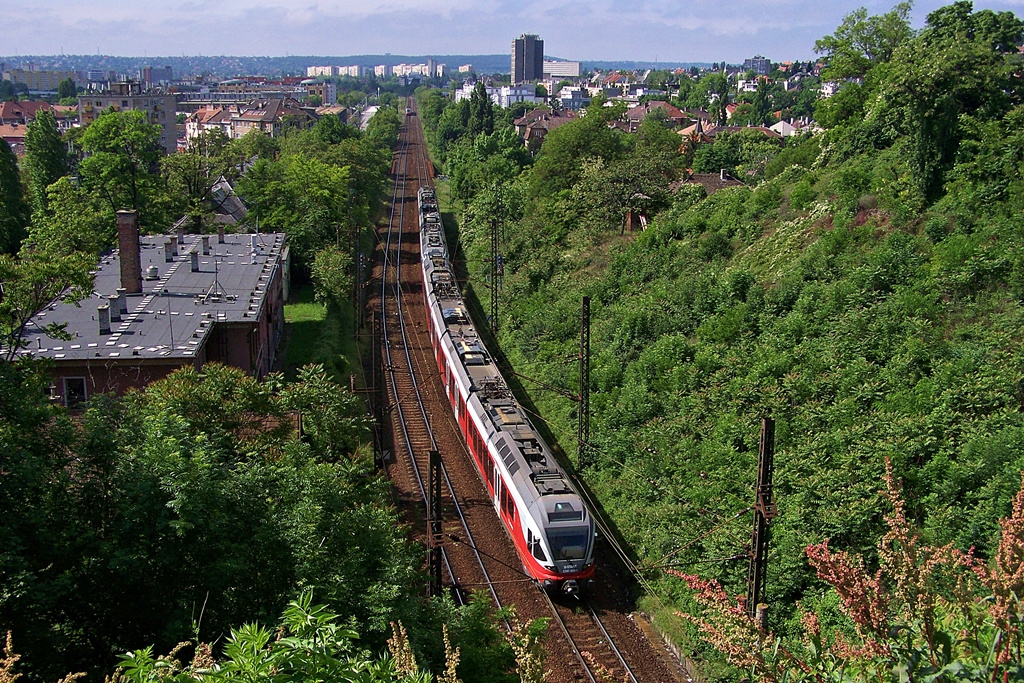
229, 98, 317, 138
557, 86, 590, 111
0, 123, 26, 155
184, 104, 236, 142
624, 100, 688, 132
0, 100, 54, 125
513, 107, 577, 152
51, 105, 79, 132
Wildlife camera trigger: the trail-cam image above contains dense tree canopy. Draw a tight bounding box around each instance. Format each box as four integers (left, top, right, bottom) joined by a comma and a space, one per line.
78, 109, 163, 226
23, 110, 68, 217
0, 140, 29, 255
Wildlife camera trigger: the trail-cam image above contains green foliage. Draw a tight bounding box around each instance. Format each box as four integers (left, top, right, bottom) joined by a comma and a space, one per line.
763, 133, 820, 180
814, 2, 914, 80
22, 177, 112, 256
693, 129, 784, 179
78, 109, 163, 227
529, 113, 624, 197
366, 107, 402, 150
235, 153, 351, 273
56, 78, 76, 100
23, 109, 68, 217
161, 130, 232, 233
311, 246, 353, 311
0, 363, 414, 680
0, 248, 94, 362
0, 140, 29, 254
438, 5, 1024, 678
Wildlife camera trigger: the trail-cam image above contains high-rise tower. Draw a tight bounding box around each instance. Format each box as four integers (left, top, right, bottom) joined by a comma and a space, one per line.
511, 34, 544, 84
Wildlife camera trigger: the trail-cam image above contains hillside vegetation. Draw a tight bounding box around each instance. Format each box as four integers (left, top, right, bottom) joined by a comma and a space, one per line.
0, 100, 541, 681
421, 2, 1024, 678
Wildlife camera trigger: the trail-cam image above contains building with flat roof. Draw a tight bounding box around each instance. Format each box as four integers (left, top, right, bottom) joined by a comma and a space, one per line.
743, 55, 771, 75
78, 82, 177, 155
2, 68, 77, 93
512, 34, 544, 84
543, 61, 581, 78
18, 211, 289, 407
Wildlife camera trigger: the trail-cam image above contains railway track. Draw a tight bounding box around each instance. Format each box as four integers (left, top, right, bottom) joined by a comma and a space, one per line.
375, 99, 681, 683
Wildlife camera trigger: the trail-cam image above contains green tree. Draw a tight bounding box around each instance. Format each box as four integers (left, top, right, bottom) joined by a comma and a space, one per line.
529, 111, 624, 197
78, 110, 163, 224
310, 246, 353, 312
0, 139, 29, 254
366, 106, 401, 149
313, 115, 358, 145
468, 82, 495, 137
22, 177, 111, 256
23, 109, 68, 217
236, 153, 351, 272
814, 2, 914, 80
161, 129, 232, 233
878, 1, 1024, 200
698, 72, 730, 124
57, 77, 76, 100
0, 248, 94, 362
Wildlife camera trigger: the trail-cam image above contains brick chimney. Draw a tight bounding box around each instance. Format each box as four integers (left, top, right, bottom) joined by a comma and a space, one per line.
116, 210, 142, 294
107, 295, 121, 322
98, 304, 111, 335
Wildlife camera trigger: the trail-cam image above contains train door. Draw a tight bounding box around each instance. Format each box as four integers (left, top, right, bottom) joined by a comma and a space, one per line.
493, 466, 501, 511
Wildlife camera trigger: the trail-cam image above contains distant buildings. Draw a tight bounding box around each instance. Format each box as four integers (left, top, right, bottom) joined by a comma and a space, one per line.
2, 68, 77, 93
306, 65, 371, 78
543, 61, 580, 78
743, 55, 771, 75
453, 83, 539, 108
512, 34, 544, 83
307, 62, 446, 80
140, 66, 173, 88
78, 82, 177, 155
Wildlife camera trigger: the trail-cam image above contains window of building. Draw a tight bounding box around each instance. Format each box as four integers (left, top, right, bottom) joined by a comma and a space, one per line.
122, 100, 129, 107
63, 377, 87, 408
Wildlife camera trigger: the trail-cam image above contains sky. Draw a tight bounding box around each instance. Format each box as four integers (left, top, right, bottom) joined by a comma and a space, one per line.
3, 0, 1023, 63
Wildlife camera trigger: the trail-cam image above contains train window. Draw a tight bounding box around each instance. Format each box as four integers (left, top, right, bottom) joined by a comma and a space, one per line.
530, 533, 547, 562
547, 529, 589, 561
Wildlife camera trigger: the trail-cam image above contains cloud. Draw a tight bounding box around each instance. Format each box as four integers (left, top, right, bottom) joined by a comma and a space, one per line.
2, 0, 1022, 61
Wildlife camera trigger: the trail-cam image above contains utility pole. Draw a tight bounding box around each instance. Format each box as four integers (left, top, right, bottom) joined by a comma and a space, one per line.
427, 450, 443, 597
746, 417, 776, 626
578, 296, 591, 469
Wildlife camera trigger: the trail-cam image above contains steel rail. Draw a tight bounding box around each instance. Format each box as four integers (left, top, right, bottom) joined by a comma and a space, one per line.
381, 109, 501, 611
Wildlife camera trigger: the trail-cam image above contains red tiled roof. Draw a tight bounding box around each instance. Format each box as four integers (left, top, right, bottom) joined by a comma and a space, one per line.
0, 100, 53, 123
626, 100, 686, 121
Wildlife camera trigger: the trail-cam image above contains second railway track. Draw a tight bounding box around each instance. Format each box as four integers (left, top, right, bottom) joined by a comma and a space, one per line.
373, 100, 684, 683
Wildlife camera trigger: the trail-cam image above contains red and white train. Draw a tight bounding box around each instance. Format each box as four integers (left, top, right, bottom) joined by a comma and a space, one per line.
417, 186, 595, 595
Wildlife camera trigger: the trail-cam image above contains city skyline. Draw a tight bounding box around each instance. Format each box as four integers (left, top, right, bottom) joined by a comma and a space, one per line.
3, 0, 1023, 64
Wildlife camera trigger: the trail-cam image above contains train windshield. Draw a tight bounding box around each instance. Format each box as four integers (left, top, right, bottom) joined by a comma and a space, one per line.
547, 529, 589, 561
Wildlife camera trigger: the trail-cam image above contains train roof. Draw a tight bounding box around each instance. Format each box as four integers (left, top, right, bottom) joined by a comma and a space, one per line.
419, 204, 586, 524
